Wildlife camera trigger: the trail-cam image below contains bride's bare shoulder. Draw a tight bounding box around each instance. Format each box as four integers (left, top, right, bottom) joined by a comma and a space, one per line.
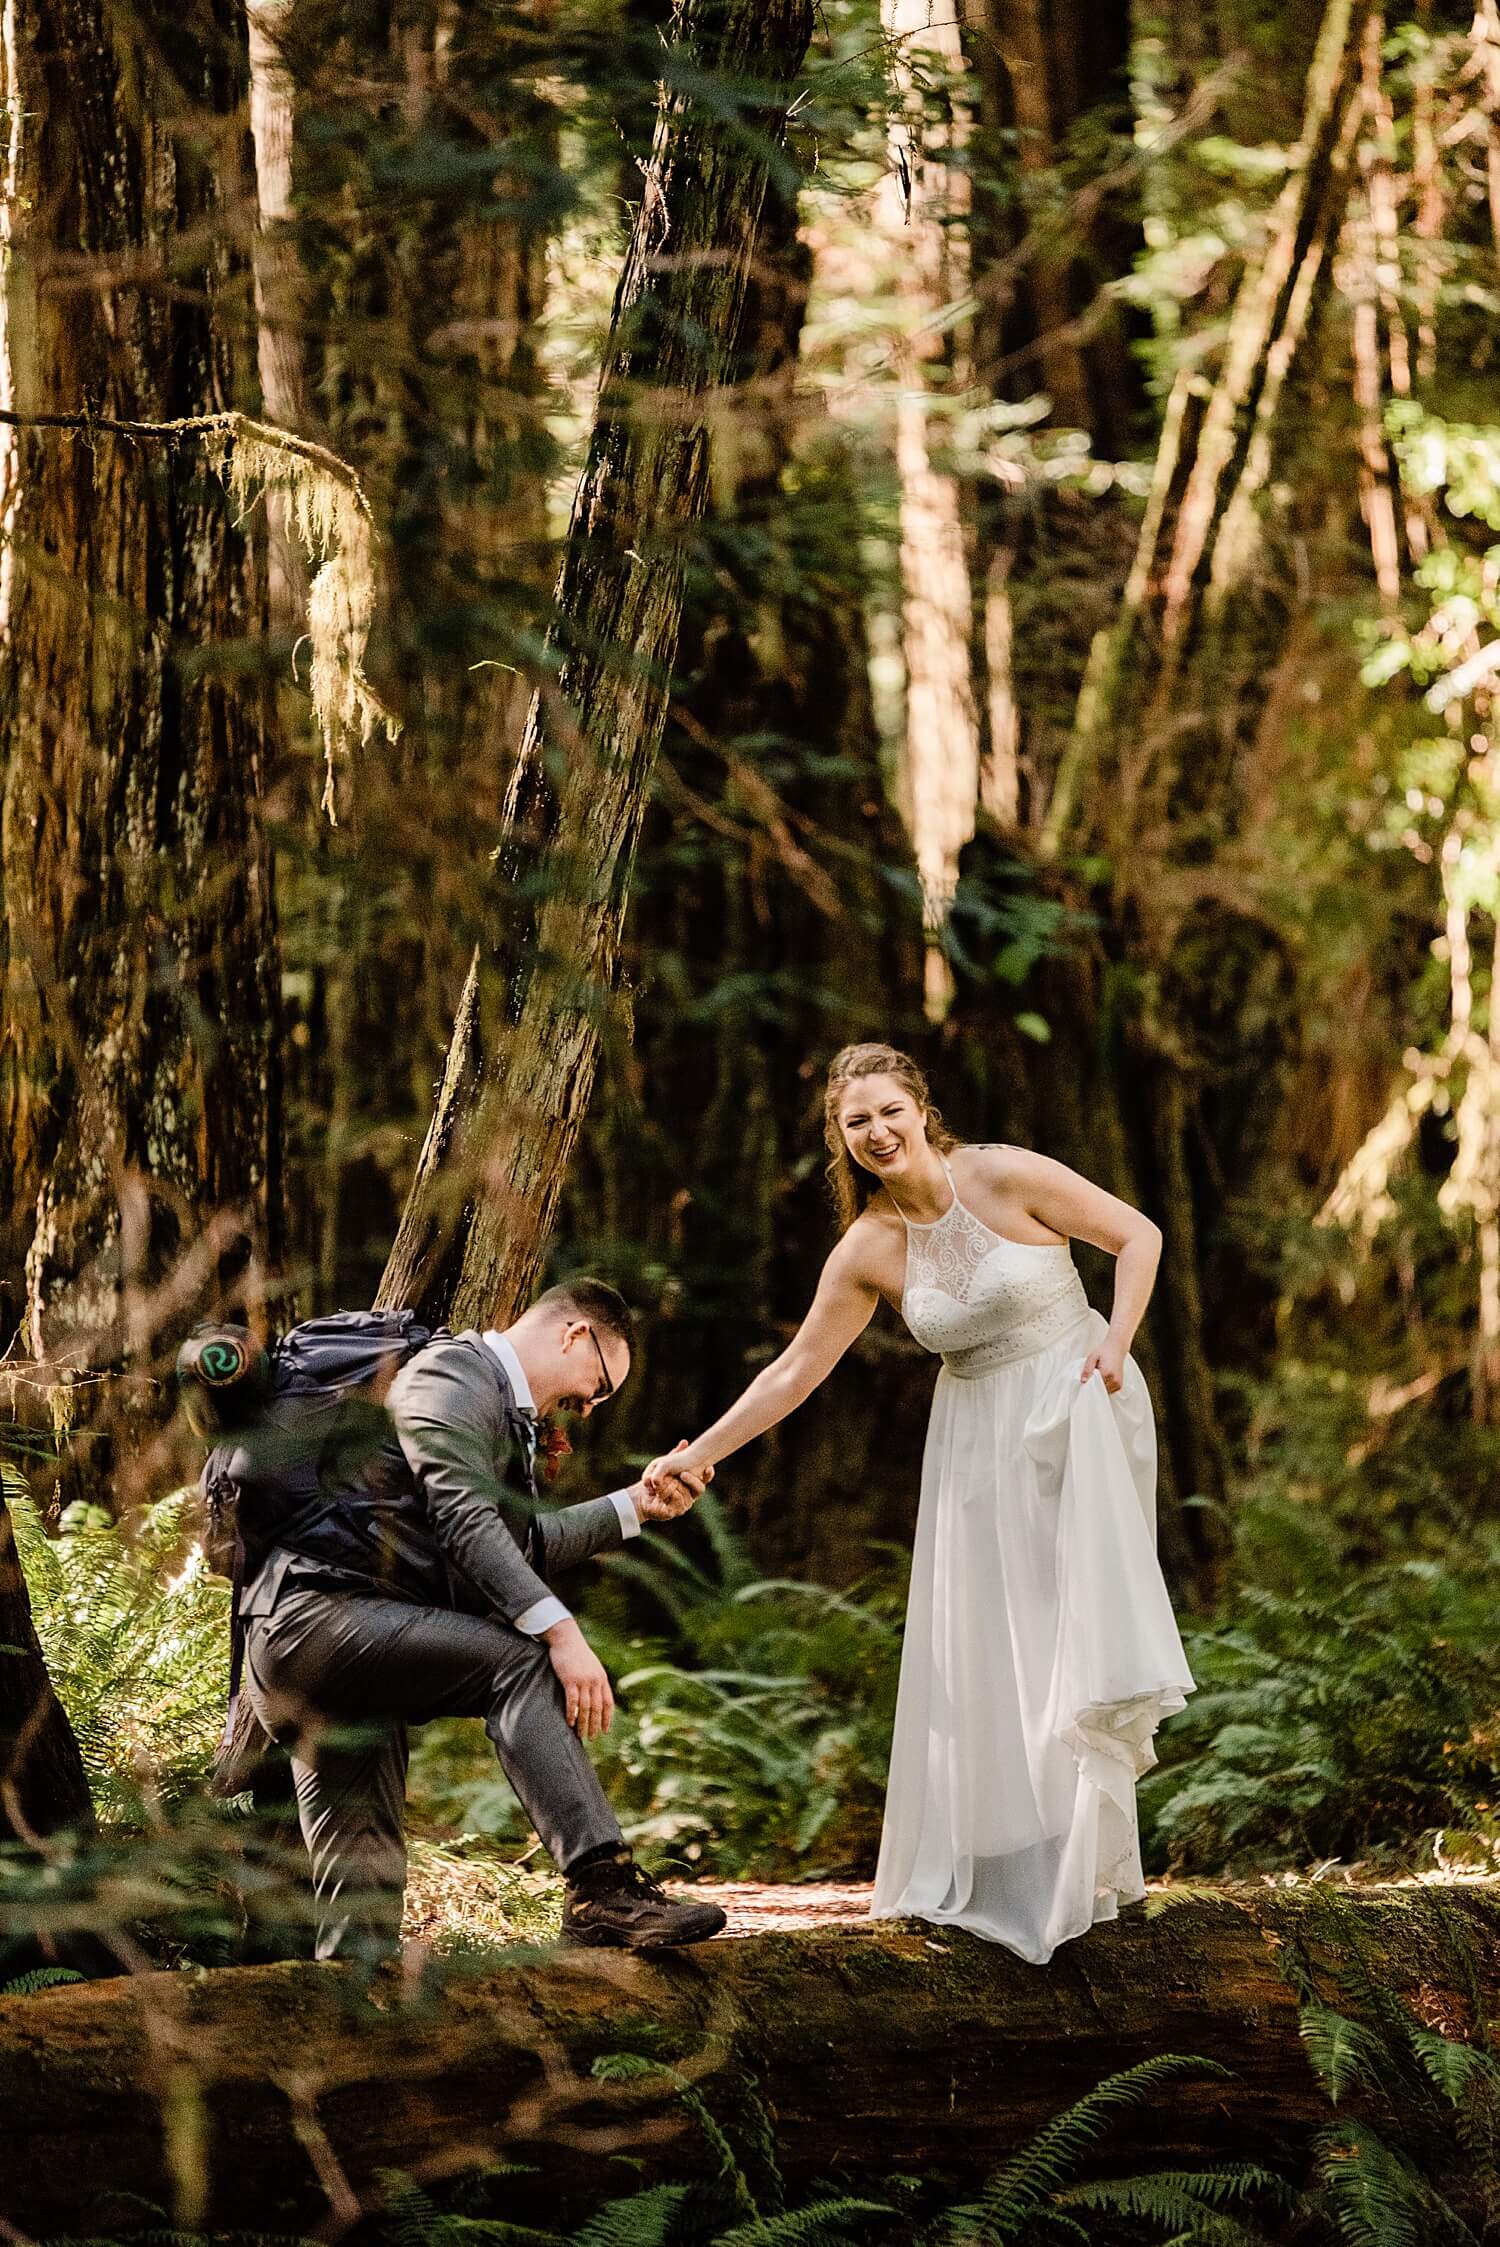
833, 1202, 904, 1288
952, 1140, 1040, 1191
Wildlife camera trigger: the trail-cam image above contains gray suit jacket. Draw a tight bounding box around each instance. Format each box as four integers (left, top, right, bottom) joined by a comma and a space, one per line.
241, 1331, 631, 1624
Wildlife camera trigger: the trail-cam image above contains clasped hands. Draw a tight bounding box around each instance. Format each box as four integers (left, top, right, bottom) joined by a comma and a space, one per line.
546, 1448, 714, 1741
632, 1440, 714, 1523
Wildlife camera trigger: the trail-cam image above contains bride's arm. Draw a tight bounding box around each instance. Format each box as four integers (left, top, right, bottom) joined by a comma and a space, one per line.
646, 1238, 881, 1484
991, 1148, 1161, 1386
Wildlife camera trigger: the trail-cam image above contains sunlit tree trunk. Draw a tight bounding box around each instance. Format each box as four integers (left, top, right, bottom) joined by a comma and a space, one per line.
0, 0, 281, 1498
876, 0, 980, 1018
379, 0, 817, 1329
247, 0, 314, 623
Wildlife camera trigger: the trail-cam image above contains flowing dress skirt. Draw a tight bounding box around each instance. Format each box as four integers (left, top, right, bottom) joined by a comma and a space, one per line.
871, 1308, 1195, 1963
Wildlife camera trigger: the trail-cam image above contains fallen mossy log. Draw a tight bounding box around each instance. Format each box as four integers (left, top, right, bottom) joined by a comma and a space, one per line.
3, 1887, 1498, 2234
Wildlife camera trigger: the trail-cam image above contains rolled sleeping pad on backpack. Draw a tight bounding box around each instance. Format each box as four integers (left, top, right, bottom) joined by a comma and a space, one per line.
176, 1324, 274, 1438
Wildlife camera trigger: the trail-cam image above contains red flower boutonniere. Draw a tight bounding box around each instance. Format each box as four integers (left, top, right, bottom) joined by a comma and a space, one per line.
539, 1421, 573, 1484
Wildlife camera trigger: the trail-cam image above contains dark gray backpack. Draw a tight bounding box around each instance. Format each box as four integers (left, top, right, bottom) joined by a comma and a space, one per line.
179, 1309, 444, 1792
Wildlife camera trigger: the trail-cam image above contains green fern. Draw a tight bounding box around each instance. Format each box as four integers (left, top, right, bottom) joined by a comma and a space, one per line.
375, 2170, 554, 2247
0, 1965, 85, 1996
1142, 1508, 1500, 1875
568, 2185, 689, 2247
929, 2058, 1239, 2229
11, 1489, 229, 1826
1300, 2001, 1393, 2104
709, 2206, 894, 2247
1312, 2117, 1480, 2247
1274, 1894, 1500, 2240
591, 2053, 757, 2220
1058, 2164, 1294, 2247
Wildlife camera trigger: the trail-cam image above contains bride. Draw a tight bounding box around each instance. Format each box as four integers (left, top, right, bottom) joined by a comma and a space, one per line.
644, 1041, 1195, 1963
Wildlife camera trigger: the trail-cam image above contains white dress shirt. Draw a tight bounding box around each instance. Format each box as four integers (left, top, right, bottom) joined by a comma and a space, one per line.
482, 1329, 640, 1637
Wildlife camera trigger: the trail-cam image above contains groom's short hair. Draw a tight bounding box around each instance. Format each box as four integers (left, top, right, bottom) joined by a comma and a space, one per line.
534, 1277, 636, 1355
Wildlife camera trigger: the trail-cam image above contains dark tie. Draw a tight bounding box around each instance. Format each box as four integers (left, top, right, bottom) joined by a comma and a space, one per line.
515, 1407, 539, 1487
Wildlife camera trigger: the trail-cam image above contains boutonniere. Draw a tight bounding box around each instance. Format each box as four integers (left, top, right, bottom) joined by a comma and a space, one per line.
538, 1420, 573, 1484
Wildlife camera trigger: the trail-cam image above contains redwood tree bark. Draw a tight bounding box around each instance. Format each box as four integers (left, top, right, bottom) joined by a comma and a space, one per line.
379, 0, 817, 1329
0, 0, 281, 1487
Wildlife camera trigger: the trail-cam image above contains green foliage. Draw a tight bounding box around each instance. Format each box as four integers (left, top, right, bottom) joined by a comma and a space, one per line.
923, 2055, 1282, 2247
1280, 1893, 1500, 2244
1142, 1498, 1500, 1874
10, 1489, 228, 1826
409, 1497, 904, 1876
0, 1965, 85, 1995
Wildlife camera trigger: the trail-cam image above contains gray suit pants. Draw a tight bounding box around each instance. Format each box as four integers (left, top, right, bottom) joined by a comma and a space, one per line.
243, 1586, 621, 1961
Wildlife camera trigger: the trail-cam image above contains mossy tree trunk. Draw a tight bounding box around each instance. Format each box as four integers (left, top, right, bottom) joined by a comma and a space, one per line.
378, 0, 818, 1332
2, 1891, 1495, 2234
562, 182, 932, 1580
0, 0, 281, 1504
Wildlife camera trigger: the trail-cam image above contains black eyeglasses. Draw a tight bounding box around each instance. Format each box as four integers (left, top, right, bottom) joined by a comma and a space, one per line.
585, 1325, 616, 1408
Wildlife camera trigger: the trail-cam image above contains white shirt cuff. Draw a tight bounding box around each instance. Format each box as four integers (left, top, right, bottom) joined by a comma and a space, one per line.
609, 1488, 643, 1540
514, 1595, 571, 1636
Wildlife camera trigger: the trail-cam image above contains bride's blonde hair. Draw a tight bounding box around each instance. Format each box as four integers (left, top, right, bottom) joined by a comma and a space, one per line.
823, 1042, 959, 1232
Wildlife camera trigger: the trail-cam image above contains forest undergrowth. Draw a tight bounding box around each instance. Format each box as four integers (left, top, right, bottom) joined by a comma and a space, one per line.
8, 1327, 1500, 1974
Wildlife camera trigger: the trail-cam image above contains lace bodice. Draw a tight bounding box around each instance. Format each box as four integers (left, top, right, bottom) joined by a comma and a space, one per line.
901, 1159, 1089, 1376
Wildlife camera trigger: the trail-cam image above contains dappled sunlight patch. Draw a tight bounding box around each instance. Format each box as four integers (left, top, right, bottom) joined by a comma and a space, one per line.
402, 1838, 562, 1953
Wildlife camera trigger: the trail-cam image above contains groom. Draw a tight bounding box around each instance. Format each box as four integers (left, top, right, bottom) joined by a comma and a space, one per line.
239, 1278, 727, 1959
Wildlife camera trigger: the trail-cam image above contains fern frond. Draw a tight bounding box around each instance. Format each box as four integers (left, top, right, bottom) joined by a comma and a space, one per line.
1060, 2164, 1288, 2212
590, 2055, 754, 2219
568, 2183, 687, 2247
1407, 2026, 1500, 2111
1, 1965, 86, 1996
1299, 2003, 1392, 2104
710, 2201, 892, 2247
960, 2056, 1235, 2225
1060, 2162, 1293, 2245
374, 2171, 556, 2247
1313, 2119, 1481, 2247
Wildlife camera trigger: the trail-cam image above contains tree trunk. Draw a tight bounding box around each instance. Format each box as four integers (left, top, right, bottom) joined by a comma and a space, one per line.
378, 0, 817, 1331
1043, 0, 1369, 855
0, 1487, 92, 1844
561, 182, 932, 1582
965, 0, 1143, 832
2, 1889, 1496, 2233
247, 0, 314, 623
0, 0, 281, 1498
877, 0, 980, 1016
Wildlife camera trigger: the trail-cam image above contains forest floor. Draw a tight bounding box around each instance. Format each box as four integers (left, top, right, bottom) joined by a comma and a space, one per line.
400, 1843, 1500, 1951
663, 1879, 877, 1934
400, 1845, 889, 1947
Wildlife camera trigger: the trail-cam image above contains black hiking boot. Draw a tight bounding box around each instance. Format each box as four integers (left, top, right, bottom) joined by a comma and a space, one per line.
561, 1847, 727, 1951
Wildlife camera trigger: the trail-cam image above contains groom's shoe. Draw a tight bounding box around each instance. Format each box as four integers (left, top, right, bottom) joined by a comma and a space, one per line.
561, 1846, 727, 1950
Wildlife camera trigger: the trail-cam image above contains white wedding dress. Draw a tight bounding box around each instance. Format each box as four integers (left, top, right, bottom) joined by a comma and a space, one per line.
870, 1158, 1196, 1963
